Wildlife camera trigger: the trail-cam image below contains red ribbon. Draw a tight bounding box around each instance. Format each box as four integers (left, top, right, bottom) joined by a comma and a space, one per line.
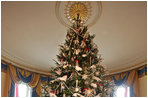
92, 56, 95, 59
98, 83, 103, 86
84, 47, 89, 51
75, 59, 79, 63
76, 29, 79, 32
75, 57, 79, 63
83, 40, 86, 42
50, 91, 56, 95
83, 88, 88, 91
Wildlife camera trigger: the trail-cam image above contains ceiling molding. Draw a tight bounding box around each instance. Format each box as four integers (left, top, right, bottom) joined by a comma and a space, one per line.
108, 60, 147, 75
2, 54, 146, 76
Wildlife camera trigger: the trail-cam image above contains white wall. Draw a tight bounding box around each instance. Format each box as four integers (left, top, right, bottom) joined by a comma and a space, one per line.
1, 71, 6, 97
138, 75, 147, 97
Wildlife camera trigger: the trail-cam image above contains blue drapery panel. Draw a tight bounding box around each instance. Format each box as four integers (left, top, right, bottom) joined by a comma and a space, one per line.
2, 63, 7, 70
9, 78, 15, 97
111, 72, 130, 86
111, 71, 136, 96
110, 65, 147, 97
130, 72, 137, 97
1, 63, 52, 97
40, 76, 53, 82
138, 66, 147, 77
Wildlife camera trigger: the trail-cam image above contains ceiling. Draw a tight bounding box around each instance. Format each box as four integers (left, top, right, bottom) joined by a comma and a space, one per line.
1, 1, 147, 74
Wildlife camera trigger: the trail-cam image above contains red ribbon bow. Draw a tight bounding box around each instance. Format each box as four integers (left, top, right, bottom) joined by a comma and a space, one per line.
83, 88, 88, 91
50, 91, 56, 95
98, 83, 103, 86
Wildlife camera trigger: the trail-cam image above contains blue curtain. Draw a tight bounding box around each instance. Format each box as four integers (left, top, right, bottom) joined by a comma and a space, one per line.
111, 72, 130, 86
1, 63, 7, 70
1, 63, 53, 97
138, 66, 147, 76
9, 78, 15, 97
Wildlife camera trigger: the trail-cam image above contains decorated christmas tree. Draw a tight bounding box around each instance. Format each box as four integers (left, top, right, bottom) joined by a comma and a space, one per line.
41, 14, 114, 97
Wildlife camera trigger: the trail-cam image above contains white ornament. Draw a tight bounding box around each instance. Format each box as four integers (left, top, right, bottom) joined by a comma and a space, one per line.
92, 76, 101, 81
49, 93, 57, 97
74, 37, 79, 44
91, 83, 97, 88
68, 51, 71, 56
82, 54, 87, 57
75, 87, 80, 92
90, 65, 96, 69
95, 72, 99, 75
80, 40, 86, 48
85, 89, 93, 97
83, 32, 89, 38
55, 70, 62, 75
93, 44, 98, 49
75, 66, 82, 71
82, 74, 88, 80
61, 85, 65, 89
57, 75, 67, 81
68, 64, 71, 67
73, 93, 84, 97
75, 49, 81, 55
63, 64, 68, 69
62, 53, 66, 57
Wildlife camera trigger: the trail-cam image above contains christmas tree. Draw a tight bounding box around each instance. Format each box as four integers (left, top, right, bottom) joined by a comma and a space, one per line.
41, 14, 114, 97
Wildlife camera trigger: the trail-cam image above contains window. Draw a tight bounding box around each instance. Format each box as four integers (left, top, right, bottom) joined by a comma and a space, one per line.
115, 85, 130, 97
15, 82, 32, 97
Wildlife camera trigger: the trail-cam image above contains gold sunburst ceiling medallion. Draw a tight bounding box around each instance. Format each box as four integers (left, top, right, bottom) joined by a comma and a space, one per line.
55, 1, 102, 28
64, 2, 92, 23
